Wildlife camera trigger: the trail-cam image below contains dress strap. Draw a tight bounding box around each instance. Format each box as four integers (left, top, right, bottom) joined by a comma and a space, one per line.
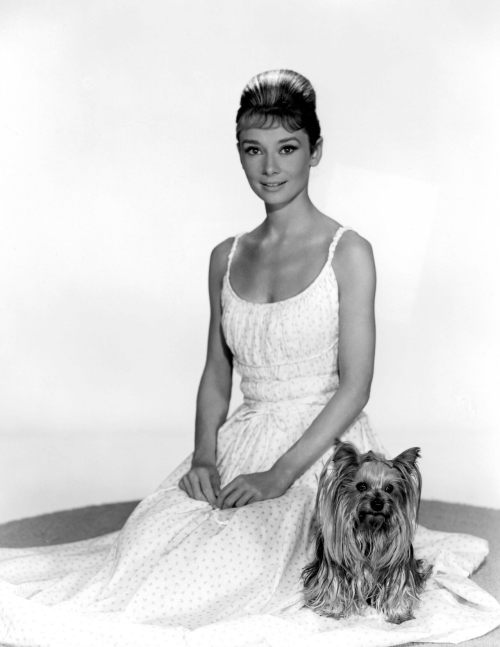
226, 233, 243, 280
327, 226, 351, 264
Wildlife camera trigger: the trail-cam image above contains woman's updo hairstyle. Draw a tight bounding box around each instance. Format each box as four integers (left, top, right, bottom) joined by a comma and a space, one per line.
236, 69, 321, 152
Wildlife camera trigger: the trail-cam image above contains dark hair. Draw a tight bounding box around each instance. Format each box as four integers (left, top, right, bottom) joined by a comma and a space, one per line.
236, 69, 321, 151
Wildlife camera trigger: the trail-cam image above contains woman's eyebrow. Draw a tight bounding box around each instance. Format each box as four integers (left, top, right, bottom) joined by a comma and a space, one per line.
241, 136, 301, 145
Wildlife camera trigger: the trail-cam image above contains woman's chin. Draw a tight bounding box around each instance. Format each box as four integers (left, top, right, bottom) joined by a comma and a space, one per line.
252, 185, 307, 211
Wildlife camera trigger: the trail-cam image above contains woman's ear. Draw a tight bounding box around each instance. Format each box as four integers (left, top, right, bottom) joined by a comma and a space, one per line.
309, 137, 323, 167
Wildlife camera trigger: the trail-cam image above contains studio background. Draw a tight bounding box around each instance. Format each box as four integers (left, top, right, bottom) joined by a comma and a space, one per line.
1, 0, 499, 523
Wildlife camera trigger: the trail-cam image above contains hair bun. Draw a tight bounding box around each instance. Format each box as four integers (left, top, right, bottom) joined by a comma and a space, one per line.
236, 69, 321, 150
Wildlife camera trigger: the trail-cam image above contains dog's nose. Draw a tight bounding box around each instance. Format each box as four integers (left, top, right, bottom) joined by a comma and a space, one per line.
370, 498, 384, 512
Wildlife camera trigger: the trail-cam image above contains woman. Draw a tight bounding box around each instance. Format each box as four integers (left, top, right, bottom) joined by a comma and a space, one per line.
0, 70, 495, 647
179, 68, 383, 514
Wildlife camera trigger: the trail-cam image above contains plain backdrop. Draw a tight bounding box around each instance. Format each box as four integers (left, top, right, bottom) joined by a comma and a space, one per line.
0, 0, 499, 522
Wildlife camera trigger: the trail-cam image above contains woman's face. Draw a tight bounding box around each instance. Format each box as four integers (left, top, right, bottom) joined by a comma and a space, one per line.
237, 124, 322, 207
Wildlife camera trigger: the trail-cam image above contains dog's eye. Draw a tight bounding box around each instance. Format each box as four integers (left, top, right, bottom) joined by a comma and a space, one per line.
356, 482, 368, 492
384, 484, 394, 493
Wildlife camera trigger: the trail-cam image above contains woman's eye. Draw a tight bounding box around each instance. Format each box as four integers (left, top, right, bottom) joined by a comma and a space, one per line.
356, 482, 368, 492
280, 145, 297, 154
244, 147, 261, 155
384, 484, 394, 493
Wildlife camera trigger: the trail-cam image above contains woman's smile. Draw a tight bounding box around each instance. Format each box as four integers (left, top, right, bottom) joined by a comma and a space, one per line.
261, 180, 287, 190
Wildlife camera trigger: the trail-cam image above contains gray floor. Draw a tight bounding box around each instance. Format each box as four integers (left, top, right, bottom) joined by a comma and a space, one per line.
0, 499, 498, 646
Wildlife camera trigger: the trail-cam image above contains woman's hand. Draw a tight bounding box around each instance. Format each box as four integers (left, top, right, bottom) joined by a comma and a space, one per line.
179, 463, 221, 507
216, 468, 291, 509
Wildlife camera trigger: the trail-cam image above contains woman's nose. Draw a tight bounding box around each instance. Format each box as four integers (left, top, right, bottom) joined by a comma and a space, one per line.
263, 153, 279, 175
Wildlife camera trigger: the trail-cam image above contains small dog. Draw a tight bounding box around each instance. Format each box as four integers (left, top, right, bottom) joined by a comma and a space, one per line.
302, 441, 431, 624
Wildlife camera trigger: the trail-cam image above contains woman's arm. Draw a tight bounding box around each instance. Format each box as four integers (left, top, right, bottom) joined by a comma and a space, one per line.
217, 232, 376, 508
179, 239, 234, 505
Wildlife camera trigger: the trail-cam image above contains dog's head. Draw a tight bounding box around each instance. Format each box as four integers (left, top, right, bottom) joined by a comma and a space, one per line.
315, 441, 422, 562
331, 442, 422, 533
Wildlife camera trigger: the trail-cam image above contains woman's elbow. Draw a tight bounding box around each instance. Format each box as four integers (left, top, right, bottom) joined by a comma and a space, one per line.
357, 385, 371, 410
340, 379, 372, 411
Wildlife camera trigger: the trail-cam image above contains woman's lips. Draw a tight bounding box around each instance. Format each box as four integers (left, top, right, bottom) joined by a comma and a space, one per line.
261, 181, 287, 191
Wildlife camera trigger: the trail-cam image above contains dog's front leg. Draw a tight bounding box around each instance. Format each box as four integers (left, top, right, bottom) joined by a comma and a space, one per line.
382, 595, 415, 624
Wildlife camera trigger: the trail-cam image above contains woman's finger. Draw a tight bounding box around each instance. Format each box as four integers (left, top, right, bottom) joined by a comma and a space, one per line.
221, 485, 249, 509
216, 478, 239, 508
188, 473, 206, 501
210, 471, 221, 498
179, 475, 191, 497
184, 475, 196, 499
198, 471, 217, 506
233, 491, 255, 508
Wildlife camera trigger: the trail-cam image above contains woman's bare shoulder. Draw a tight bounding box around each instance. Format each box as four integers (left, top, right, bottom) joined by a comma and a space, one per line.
337, 228, 373, 258
210, 237, 235, 274
205, 238, 236, 302
319, 214, 374, 264
334, 229, 376, 284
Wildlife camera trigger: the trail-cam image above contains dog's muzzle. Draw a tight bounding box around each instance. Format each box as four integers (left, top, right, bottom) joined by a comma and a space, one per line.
358, 496, 390, 530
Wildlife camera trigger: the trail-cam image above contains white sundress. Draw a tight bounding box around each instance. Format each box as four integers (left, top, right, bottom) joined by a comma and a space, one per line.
0, 226, 498, 647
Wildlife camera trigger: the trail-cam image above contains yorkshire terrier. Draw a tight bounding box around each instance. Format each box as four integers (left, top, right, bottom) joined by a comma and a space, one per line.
303, 441, 431, 624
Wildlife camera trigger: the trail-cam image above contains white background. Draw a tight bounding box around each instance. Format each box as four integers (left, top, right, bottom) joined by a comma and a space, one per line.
1, 0, 499, 522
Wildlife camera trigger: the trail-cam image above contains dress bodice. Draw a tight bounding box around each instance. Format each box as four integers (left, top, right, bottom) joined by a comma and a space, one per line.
221, 227, 349, 406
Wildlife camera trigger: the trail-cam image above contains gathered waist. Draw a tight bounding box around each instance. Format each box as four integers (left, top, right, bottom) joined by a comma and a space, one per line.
239, 372, 339, 404
242, 392, 334, 410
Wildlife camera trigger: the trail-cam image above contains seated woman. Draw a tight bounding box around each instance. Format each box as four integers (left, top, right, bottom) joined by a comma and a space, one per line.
0, 69, 497, 647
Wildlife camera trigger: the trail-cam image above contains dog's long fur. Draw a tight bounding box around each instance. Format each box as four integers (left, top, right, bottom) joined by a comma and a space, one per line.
302, 442, 431, 624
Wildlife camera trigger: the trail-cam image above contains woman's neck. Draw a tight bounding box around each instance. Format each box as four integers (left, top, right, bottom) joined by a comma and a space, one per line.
262, 192, 321, 240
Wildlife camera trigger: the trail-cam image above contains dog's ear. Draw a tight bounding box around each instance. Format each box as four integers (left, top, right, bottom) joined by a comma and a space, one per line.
392, 447, 422, 515
332, 441, 360, 468
392, 447, 421, 471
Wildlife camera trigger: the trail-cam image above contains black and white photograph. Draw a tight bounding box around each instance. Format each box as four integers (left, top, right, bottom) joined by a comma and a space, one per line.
0, 1, 499, 645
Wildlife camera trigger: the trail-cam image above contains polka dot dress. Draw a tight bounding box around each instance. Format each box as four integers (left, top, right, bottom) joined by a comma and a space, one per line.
0, 227, 498, 646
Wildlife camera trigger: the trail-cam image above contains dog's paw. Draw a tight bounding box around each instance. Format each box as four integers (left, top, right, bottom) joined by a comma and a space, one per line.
307, 600, 350, 620
384, 611, 415, 625
323, 606, 349, 620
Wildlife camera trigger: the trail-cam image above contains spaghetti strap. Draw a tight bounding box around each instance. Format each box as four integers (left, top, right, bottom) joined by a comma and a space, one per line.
226, 233, 243, 280
327, 226, 352, 264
